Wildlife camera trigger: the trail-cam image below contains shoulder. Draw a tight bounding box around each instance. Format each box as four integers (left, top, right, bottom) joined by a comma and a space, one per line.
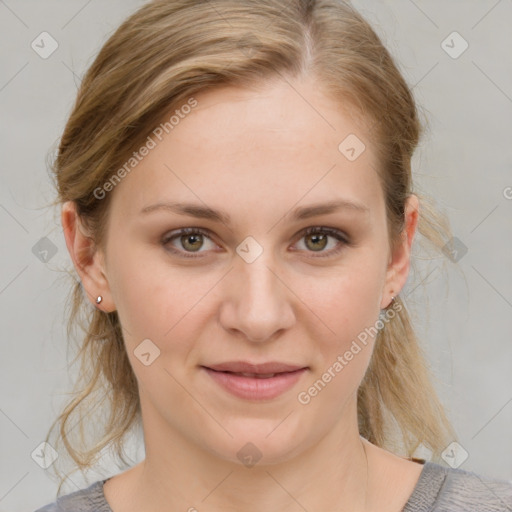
33, 479, 111, 512
403, 460, 512, 512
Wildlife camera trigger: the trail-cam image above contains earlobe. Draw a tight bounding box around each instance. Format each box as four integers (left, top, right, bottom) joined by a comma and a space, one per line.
380, 194, 420, 309
61, 201, 115, 311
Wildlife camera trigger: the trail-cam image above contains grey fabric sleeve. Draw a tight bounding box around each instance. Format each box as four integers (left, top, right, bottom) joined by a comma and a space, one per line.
33, 479, 111, 512
403, 461, 512, 512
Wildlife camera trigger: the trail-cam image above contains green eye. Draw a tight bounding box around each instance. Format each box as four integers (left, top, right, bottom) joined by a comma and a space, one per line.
162, 227, 214, 257
295, 226, 349, 257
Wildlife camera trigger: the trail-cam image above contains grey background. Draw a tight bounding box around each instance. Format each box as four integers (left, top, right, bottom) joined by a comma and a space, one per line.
0, 1, 511, 510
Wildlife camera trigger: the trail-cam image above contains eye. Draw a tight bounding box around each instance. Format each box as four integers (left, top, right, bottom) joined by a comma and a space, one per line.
162, 226, 349, 259
293, 226, 349, 257
162, 227, 217, 258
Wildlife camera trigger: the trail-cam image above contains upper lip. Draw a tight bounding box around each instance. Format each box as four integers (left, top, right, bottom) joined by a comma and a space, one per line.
203, 361, 307, 374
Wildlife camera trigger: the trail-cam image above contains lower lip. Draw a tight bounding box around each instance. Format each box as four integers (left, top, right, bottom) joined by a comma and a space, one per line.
202, 367, 308, 401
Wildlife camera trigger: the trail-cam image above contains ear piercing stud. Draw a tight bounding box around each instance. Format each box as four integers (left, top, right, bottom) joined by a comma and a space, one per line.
95, 296, 103, 304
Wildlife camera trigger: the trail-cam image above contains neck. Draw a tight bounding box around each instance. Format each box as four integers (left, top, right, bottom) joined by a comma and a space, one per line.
128, 398, 371, 512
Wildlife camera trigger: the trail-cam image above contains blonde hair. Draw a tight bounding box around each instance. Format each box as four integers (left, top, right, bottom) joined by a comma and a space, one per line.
45, 0, 458, 494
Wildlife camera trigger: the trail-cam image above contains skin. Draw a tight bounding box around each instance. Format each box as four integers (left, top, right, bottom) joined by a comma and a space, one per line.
62, 75, 422, 512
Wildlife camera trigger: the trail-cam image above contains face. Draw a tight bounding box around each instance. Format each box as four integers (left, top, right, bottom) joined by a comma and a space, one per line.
90, 76, 409, 466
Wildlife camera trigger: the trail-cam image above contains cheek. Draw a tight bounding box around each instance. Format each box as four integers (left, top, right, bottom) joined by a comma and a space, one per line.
305, 261, 384, 339
296, 260, 385, 404
107, 244, 220, 349
296, 274, 383, 414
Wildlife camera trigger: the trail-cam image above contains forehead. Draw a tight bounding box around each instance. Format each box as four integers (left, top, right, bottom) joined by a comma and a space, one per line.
109, 77, 384, 224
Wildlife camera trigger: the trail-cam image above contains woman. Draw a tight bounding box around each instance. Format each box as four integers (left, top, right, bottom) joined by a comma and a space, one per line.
35, 0, 512, 511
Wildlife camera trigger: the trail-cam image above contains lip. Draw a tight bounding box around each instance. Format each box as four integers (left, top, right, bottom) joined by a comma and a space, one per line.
201, 361, 308, 401
205, 361, 306, 374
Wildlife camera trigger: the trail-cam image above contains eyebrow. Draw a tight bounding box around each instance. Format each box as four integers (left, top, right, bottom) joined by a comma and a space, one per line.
140, 199, 370, 224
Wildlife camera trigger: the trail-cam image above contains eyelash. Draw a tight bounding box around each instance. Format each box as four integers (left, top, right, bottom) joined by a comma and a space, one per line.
161, 226, 350, 259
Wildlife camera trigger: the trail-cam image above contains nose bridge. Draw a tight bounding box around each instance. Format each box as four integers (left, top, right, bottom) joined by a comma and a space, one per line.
222, 242, 294, 342
241, 253, 279, 302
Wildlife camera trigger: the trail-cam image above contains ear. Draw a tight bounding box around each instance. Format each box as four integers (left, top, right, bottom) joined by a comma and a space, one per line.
61, 201, 115, 312
380, 194, 419, 309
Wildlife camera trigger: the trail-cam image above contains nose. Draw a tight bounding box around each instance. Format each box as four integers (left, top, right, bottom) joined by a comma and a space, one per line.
218, 252, 296, 343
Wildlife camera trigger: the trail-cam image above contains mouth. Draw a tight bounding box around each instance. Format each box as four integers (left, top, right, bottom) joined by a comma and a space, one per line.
213, 371, 285, 378
200, 362, 308, 401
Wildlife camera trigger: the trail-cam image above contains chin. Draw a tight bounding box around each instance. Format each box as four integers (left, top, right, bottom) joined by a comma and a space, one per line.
203, 420, 311, 468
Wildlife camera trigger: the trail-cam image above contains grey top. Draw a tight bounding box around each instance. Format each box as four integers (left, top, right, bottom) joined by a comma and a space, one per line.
35, 460, 512, 512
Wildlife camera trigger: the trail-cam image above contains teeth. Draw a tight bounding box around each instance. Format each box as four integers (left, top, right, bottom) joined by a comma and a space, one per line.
238, 372, 277, 378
